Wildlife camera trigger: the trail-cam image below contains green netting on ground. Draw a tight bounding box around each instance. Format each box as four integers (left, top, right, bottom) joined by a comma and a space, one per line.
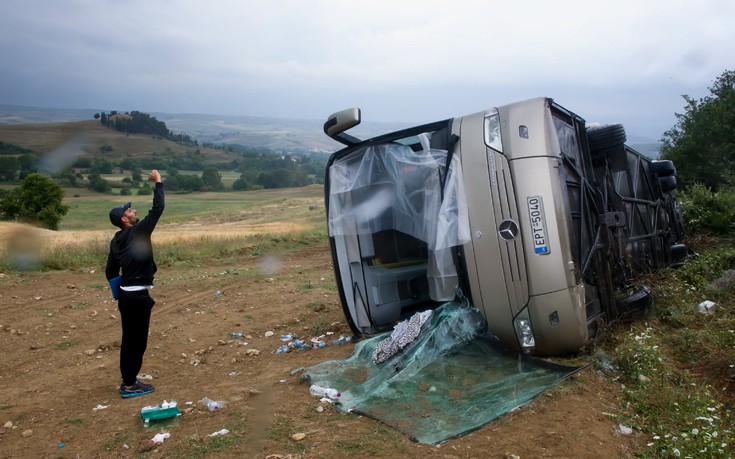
303, 299, 584, 445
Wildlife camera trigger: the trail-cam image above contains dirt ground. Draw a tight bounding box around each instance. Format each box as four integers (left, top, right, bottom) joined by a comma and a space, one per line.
0, 243, 644, 458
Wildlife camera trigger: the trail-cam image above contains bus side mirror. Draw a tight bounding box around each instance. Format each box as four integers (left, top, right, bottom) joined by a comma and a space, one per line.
324, 108, 362, 146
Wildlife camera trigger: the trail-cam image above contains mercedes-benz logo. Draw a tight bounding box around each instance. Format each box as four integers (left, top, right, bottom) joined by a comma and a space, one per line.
498, 219, 519, 241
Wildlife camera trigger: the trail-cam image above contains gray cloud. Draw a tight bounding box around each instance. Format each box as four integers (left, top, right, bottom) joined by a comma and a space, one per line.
0, 0, 733, 139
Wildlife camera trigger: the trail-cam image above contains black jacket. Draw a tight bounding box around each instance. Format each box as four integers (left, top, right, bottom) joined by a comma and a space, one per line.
105, 182, 165, 287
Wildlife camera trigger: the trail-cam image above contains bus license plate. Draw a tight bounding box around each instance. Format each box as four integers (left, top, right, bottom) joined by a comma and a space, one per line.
527, 195, 549, 254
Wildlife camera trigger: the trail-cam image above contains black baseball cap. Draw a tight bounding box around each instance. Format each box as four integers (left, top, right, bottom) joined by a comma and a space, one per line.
109, 202, 131, 228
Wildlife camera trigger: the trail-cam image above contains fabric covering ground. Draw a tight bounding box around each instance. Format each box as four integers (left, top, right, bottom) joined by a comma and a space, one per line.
0, 243, 644, 458
304, 298, 584, 445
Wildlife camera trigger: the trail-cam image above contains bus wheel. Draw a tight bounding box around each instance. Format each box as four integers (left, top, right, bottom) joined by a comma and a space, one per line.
650, 160, 676, 176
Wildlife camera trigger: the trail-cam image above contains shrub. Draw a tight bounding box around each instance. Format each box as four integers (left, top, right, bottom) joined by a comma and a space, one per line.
678, 184, 735, 236
0, 173, 70, 230
136, 185, 152, 196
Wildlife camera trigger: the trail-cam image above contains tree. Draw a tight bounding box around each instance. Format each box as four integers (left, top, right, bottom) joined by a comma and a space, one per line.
91, 158, 113, 174
119, 157, 140, 171
87, 172, 112, 193
660, 69, 735, 190
232, 171, 253, 191
163, 174, 178, 191
201, 166, 224, 191
137, 183, 152, 195
177, 174, 203, 191
0, 156, 20, 181
0, 173, 70, 230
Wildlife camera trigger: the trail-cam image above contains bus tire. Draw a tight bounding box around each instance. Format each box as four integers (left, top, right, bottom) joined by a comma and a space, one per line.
650, 160, 676, 176
660, 175, 677, 192
587, 124, 627, 151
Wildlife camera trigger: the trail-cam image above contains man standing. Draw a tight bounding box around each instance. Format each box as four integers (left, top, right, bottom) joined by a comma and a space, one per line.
106, 170, 164, 398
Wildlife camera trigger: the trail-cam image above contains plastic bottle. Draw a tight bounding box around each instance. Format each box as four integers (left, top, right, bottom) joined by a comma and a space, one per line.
331, 335, 352, 346
230, 332, 244, 339
309, 384, 341, 399
200, 397, 224, 411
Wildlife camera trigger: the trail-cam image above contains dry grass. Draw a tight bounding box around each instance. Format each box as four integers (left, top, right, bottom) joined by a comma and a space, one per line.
0, 220, 313, 258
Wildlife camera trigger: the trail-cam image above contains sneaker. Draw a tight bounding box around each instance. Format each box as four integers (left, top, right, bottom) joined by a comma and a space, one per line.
119, 380, 155, 398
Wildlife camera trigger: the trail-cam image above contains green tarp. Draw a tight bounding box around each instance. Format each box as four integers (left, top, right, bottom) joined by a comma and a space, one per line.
303, 299, 584, 445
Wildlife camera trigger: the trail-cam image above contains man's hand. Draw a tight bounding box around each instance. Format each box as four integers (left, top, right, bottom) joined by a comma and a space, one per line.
149, 170, 162, 183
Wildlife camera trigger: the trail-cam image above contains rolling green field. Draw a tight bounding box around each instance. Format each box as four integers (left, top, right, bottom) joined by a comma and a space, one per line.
60, 183, 325, 231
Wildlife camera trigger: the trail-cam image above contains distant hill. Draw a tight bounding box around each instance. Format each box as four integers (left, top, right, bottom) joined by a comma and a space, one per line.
0, 119, 240, 172
0, 104, 411, 154
0, 104, 660, 156
0, 104, 102, 126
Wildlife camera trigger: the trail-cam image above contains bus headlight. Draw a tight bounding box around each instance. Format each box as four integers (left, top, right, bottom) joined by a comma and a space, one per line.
483, 109, 503, 153
514, 309, 536, 352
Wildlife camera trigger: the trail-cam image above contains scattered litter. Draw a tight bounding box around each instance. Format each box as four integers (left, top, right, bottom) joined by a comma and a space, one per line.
272, 332, 354, 354
618, 424, 633, 435
93, 405, 109, 411
264, 331, 274, 337
290, 367, 305, 376
316, 405, 324, 413
151, 432, 171, 444
140, 400, 180, 425
331, 335, 352, 346
230, 332, 244, 339
58, 443, 64, 448
291, 339, 309, 350
214, 290, 222, 297
245, 349, 260, 356
228, 371, 242, 377
291, 432, 306, 441
698, 300, 716, 314
309, 384, 341, 399
200, 397, 224, 411
208, 428, 230, 437
138, 373, 154, 381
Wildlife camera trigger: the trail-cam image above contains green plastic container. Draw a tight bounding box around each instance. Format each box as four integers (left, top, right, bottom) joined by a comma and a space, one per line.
140, 401, 181, 424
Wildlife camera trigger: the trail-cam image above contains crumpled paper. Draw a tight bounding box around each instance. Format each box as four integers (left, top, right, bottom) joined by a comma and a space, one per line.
151, 432, 171, 444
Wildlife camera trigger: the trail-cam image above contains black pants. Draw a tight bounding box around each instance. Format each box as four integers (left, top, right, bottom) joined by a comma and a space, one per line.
118, 289, 155, 386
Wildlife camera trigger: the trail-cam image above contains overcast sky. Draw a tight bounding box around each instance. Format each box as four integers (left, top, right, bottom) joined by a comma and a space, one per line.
1, 0, 733, 140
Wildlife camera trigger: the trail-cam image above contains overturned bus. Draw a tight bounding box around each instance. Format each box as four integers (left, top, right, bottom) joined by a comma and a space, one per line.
323, 97, 686, 356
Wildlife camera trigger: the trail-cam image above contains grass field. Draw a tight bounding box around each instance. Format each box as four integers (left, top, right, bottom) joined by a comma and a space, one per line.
60, 184, 325, 230
1, 184, 328, 271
